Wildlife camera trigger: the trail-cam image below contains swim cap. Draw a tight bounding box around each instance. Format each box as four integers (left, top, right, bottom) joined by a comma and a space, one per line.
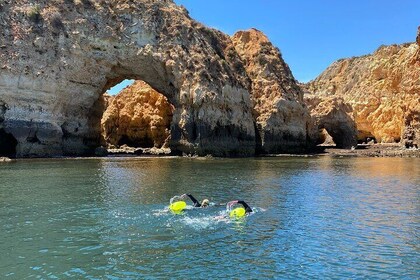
169, 201, 187, 213
229, 207, 246, 218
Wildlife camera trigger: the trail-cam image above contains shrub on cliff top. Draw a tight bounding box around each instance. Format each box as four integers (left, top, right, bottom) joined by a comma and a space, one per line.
27, 5, 42, 24
50, 12, 64, 31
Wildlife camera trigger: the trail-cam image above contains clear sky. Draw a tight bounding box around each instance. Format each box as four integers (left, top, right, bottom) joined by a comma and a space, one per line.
109, 0, 419, 94
173, 0, 420, 82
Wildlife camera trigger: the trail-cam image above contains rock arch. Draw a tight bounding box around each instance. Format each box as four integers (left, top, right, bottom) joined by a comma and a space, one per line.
0, 0, 256, 157
102, 80, 174, 149
305, 95, 358, 148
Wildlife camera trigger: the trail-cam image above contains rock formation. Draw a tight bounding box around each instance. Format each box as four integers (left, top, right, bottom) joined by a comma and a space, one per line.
0, 156, 12, 162
417, 26, 420, 47
304, 95, 358, 148
0, 0, 319, 157
305, 27, 420, 147
0, 0, 256, 157
102, 80, 174, 148
232, 29, 316, 153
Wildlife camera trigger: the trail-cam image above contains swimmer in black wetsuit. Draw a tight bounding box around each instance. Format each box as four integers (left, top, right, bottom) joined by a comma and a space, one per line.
227, 200, 253, 213
180, 194, 210, 208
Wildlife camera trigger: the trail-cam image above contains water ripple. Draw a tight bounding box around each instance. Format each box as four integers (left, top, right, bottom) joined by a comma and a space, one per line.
0, 157, 418, 279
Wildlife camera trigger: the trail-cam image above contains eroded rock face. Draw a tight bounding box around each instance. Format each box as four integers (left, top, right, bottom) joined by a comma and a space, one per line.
232, 29, 316, 153
0, 0, 256, 157
102, 81, 174, 148
305, 95, 358, 148
306, 29, 420, 146
417, 26, 420, 47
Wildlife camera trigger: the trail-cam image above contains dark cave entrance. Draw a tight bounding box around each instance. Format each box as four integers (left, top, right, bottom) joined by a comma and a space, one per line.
316, 122, 357, 149
0, 128, 18, 158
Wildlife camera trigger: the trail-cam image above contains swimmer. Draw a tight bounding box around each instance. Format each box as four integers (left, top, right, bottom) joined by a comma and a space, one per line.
180, 193, 210, 208
225, 200, 253, 219
227, 200, 253, 213
213, 200, 253, 220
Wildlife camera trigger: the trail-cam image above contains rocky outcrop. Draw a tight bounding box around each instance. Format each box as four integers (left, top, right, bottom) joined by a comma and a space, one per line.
102, 80, 174, 148
402, 27, 420, 148
232, 29, 316, 153
0, 0, 256, 157
0, 156, 13, 162
305, 95, 358, 148
0, 0, 323, 158
306, 28, 420, 146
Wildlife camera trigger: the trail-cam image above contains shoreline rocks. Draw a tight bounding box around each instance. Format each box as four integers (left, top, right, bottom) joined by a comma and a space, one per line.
0, 157, 12, 162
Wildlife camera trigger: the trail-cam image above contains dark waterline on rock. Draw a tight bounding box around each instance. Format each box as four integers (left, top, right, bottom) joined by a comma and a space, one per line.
0, 157, 419, 279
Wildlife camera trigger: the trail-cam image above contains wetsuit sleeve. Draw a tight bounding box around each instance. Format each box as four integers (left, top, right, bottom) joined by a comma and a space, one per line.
186, 194, 201, 207
237, 201, 252, 213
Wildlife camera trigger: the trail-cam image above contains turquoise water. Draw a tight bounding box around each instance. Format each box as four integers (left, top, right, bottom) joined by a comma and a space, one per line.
0, 157, 419, 279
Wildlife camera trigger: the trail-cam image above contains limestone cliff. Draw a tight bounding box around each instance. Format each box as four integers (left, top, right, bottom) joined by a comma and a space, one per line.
417, 26, 420, 48
306, 29, 420, 147
0, 0, 255, 157
102, 81, 174, 148
304, 94, 358, 148
232, 29, 316, 153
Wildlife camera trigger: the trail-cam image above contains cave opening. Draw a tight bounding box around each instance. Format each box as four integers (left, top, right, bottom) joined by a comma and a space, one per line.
358, 136, 377, 144
0, 128, 18, 158
100, 79, 175, 153
316, 128, 336, 147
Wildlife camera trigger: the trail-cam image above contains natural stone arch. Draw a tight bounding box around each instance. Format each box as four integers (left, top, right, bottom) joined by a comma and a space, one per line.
317, 128, 335, 146
0, 0, 256, 157
101, 80, 174, 150
305, 95, 358, 148
318, 122, 357, 149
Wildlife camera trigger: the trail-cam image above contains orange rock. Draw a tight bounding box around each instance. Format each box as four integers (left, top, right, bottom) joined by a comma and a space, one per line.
102, 81, 174, 148
306, 29, 420, 146
232, 29, 316, 153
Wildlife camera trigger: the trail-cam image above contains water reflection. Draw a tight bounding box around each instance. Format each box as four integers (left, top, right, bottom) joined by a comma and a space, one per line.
0, 157, 418, 279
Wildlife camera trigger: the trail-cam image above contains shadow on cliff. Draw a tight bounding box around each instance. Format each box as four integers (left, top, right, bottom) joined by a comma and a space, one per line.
0, 129, 17, 158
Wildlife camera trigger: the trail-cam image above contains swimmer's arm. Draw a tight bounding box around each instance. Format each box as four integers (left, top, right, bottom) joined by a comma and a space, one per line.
184, 194, 201, 207
237, 200, 253, 213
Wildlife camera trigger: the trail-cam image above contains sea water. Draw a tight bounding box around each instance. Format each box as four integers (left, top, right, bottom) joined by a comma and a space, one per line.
0, 157, 418, 279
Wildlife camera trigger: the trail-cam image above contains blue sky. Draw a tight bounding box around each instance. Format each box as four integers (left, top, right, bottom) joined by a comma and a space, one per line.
174, 0, 419, 82
109, 0, 419, 94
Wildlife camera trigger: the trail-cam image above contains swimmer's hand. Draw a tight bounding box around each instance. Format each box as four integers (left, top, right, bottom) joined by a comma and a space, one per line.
213, 215, 227, 221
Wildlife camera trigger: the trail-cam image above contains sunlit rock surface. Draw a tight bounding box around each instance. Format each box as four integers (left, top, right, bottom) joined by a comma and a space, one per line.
305, 28, 419, 147
0, 0, 255, 157
102, 81, 174, 148
304, 95, 358, 148
232, 29, 316, 153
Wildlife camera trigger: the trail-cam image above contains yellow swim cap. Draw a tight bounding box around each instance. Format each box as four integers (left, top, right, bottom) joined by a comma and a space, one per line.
229, 207, 246, 218
169, 201, 187, 213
